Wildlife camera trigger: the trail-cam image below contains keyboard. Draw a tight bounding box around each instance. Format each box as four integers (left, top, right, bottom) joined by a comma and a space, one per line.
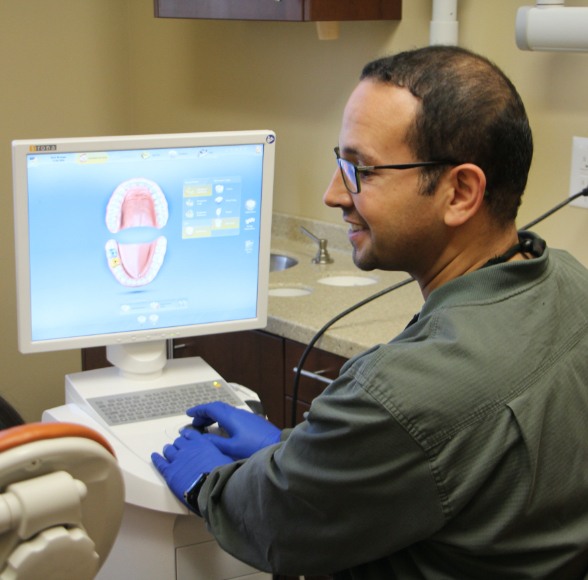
87, 379, 244, 426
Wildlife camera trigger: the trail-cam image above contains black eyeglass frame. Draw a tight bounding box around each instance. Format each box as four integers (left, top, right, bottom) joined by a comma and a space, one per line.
334, 147, 461, 194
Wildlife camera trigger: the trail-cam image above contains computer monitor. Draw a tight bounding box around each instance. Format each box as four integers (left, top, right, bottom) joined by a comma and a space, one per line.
12, 130, 275, 377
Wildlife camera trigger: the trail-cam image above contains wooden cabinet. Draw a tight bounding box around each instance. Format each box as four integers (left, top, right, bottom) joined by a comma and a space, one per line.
81, 330, 347, 429
154, 0, 402, 22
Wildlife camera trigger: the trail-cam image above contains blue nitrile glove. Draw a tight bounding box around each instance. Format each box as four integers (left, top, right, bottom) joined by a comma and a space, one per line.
151, 428, 232, 509
188, 401, 282, 460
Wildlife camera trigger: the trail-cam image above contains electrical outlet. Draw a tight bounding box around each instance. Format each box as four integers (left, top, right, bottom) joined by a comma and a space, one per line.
569, 136, 588, 209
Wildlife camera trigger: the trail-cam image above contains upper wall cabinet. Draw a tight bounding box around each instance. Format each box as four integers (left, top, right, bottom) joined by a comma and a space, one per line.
154, 0, 402, 22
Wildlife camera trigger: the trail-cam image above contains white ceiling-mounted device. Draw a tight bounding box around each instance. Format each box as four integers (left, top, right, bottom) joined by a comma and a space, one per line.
516, 1, 588, 52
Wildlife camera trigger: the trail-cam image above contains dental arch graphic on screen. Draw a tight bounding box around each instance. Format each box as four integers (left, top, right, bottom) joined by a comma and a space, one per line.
105, 177, 169, 287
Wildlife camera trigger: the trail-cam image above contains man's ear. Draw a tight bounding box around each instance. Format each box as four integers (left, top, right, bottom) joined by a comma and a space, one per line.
442, 164, 487, 227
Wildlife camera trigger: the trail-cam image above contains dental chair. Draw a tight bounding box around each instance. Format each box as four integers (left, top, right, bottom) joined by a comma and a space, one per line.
0, 421, 124, 579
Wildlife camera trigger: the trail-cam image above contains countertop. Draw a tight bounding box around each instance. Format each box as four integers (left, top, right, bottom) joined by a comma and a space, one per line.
267, 213, 425, 359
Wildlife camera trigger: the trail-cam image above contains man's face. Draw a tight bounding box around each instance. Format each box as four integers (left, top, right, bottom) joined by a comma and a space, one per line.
323, 80, 448, 277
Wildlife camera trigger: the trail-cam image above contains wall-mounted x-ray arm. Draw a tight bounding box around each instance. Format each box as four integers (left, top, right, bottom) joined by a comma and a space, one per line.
516, 1, 588, 52
430, 0, 459, 45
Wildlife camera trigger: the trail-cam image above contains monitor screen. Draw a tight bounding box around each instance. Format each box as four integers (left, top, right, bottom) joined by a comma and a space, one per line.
13, 130, 275, 363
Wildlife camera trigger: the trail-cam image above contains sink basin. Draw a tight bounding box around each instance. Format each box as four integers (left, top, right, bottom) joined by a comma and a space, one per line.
269, 285, 313, 297
270, 253, 298, 272
317, 275, 378, 287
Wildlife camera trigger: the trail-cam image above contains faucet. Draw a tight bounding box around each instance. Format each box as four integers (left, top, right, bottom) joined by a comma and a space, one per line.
300, 226, 334, 265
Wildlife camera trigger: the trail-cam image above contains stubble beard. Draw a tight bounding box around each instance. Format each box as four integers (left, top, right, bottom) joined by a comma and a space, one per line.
351, 243, 379, 272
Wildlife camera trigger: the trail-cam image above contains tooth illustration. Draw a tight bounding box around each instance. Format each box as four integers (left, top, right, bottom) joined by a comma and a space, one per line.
105, 178, 168, 287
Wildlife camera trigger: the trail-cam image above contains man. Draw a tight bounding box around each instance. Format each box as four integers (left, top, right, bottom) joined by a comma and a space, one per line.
152, 46, 588, 579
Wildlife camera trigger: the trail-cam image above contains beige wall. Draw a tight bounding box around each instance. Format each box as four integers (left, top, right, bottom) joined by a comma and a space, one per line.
0, 1, 130, 419
2, 0, 587, 420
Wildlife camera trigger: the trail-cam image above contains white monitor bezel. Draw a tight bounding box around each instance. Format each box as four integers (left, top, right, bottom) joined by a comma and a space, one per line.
12, 130, 275, 354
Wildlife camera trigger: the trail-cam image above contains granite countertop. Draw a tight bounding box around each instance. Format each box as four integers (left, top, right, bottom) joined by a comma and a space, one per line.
267, 213, 424, 359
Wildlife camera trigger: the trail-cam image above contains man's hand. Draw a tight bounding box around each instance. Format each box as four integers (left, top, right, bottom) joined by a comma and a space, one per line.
151, 428, 233, 509
188, 401, 282, 460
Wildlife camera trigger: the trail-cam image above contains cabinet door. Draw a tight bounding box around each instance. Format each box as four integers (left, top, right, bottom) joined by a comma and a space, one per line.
154, 0, 401, 21
284, 339, 347, 427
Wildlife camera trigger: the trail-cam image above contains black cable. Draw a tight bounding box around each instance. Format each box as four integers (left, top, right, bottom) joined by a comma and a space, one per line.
289, 186, 588, 427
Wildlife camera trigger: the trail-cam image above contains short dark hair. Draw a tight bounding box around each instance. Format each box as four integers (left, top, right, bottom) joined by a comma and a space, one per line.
361, 46, 533, 225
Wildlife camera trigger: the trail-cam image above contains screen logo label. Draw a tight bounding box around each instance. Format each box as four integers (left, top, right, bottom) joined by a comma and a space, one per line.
29, 145, 57, 152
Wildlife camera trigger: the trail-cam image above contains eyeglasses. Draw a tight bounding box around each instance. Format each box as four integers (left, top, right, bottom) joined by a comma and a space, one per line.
334, 147, 460, 194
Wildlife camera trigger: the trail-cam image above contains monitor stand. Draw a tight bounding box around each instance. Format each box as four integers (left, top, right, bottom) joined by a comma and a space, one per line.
105, 340, 168, 380
42, 345, 269, 580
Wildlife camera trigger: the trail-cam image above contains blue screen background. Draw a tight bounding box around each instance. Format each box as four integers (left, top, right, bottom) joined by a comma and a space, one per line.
26, 143, 265, 341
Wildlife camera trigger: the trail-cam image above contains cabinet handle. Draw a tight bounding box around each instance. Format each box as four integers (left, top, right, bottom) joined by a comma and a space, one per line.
292, 367, 333, 385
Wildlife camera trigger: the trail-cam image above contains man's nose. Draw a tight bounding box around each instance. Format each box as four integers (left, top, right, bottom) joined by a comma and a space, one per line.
323, 169, 353, 208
